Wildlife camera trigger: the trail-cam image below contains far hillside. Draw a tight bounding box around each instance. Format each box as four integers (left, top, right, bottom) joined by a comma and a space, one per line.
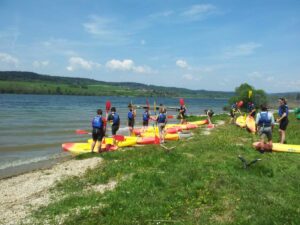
0, 71, 234, 98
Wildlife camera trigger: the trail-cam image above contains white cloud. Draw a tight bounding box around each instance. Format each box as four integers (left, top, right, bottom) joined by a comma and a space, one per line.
225, 42, 262, 58
0, 52, 19, 66
181, 4, 217, 20
149, 10, 175, 19
66, 57, 100, 71
182, 74, 201, 81
33, 60, 49, 68
83, 15, 113, 36
176, 59, 188, 68
106, 59, 152, 74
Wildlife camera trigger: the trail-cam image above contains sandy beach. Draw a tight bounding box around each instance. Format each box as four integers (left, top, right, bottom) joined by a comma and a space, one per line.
0, 157, 103, 225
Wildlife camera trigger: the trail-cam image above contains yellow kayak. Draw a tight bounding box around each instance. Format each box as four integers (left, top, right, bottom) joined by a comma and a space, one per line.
253, 142, 300, 153
62, 142, 118, 155
88, 136, 137, 147
236, 116, 246, 128
188, 119, 208, 126
246, 116, 256, 133
140, 132, 179, 141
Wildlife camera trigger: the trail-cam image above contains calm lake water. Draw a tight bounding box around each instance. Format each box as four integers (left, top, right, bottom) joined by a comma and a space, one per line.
0, 94, 227, 174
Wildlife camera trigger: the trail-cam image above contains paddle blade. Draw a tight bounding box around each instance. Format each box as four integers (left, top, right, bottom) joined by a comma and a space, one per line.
167, 115, 174, 119
76, 129, 89, 135
179, 98, 185, 106
106, 101, 111, 111
237, 100, 243, 108
146, 99, 150, 109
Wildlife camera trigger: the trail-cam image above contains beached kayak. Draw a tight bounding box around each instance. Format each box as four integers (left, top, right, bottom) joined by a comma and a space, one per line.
246, 116, 256, 133
253, 142, 300, 153
188, 119, 209, 126
236, 116, 246, 128
136, 137, 160, 145
140, 132, 179, 141
87, 136, 137, 147
62, 142, 118, 155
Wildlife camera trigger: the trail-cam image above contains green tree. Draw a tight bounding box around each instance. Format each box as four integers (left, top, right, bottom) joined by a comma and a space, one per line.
228, 83, 267, 111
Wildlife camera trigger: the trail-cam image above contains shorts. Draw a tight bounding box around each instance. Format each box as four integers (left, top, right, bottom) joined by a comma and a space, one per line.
158, 123, 166, 132
92, 128, 104, 141
143, 120, 149, 126
128, 120, 134, 128
112, 125, 119, 135
258, 127, 272, 141
279, 119, 289, 131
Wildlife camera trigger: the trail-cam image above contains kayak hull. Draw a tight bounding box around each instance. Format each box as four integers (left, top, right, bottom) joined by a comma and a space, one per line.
253, 142, 300, 153
236, 116, 246, 128
62, 142, 118, 155
246, 116, 256, 133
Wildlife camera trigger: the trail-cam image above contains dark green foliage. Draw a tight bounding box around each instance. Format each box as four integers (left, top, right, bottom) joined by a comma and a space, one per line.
228, 83, 268, 110
0, 71, 234, 98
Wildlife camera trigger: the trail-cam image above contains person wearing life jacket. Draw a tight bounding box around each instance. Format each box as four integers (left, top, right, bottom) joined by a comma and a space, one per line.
255, 104, 275, 152
230, 103, 241, 124
247, 102, 256, 117
91, 109, 105, 153
179, 104, 187, 124
107, 107, 120, 136
277, 97, 289, 144
128, 104, 136, 136
142, 108, 150, 129
157, 107, 167, 143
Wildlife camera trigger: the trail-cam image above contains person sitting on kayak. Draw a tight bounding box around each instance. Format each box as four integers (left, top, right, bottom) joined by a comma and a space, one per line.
230, 103, 241, 124
157, 107, 168, 143
247, 102, 256, 117
277, 97, 289, 144
91, 109, 105, 153
128, 104, 136, 136
179, 104, 187, 124
256, 104, 275, 152
142, 108, 150, 129
107, 107, 120, 136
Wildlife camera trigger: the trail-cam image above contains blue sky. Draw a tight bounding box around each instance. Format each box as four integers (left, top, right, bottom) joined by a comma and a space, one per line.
0, 0, 299, 92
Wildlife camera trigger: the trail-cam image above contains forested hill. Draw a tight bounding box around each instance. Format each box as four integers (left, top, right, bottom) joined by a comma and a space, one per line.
0, 71, 234, 98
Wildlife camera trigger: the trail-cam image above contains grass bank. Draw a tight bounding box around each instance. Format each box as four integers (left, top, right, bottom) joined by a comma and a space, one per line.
27, 114, 300, 225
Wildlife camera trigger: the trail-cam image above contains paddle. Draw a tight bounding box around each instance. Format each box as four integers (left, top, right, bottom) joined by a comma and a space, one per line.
76, 129, 91, 135
179, 98, 185, 106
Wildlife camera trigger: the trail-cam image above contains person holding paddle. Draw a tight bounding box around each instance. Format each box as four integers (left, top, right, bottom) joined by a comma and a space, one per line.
91, 109, 105, 153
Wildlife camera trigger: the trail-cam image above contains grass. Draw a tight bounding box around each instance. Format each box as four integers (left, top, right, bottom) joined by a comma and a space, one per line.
27, 114, 300, 225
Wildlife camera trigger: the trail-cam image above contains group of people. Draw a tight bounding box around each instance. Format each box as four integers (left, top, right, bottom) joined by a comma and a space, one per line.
230, 97, 289, 152
90, 103, 172, 152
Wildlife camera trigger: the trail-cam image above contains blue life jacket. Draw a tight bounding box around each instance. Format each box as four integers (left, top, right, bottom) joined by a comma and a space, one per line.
258, 112, 271, 127
278, 105, 289, 117
157, 113, 166, 123
112, 113, 120, 126
143, 111, 149, 121
128, 111, 134, 120
248, 103, 254, 112
231, 104, 237, 109
92, 115, 103, 128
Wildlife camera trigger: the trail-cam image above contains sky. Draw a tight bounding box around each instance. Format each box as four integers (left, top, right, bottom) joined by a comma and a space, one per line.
0, 0, 300, 92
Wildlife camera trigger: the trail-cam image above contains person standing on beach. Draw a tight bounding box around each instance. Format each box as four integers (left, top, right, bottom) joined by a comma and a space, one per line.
230, 103, 241, 124
107, 107, 120, 136
128, 104, 136, 136
157, 107, 167, 143
247, 102, 256, 117
205, 109, 214, 125
256, 104, 275, 152
91, 109, 105, 153
277, 97, 289, 144
179, 104, 187, 124
142, 107, 150, 129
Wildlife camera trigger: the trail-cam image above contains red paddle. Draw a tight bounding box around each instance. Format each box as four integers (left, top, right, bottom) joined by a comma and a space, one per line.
113, 135, 125, 142
75, 129, 90, 135
106, 100, 111, 113
179, 98, 184, 106
167, 115, 174, 119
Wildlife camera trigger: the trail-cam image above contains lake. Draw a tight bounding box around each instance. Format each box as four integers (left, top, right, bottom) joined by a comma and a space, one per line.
0, 94, 228, 177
